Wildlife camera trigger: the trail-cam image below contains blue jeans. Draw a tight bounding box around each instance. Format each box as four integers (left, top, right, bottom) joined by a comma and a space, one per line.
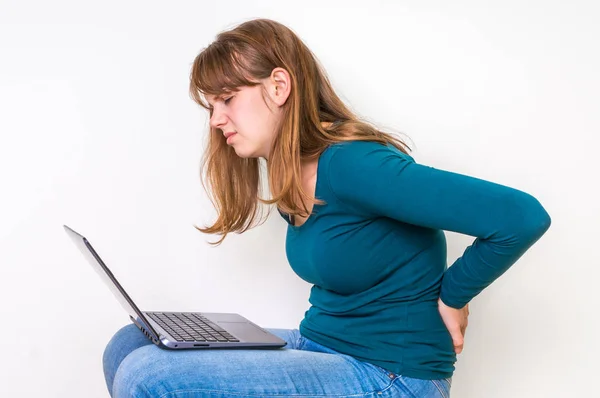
103, 324, 452, 397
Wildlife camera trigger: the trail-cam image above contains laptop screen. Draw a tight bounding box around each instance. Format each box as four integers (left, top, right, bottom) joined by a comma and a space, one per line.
63, 225, 159, 340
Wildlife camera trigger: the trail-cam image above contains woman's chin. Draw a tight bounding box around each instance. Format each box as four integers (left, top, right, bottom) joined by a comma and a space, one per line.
231, 142, 263, 159
232, 146, 253, 159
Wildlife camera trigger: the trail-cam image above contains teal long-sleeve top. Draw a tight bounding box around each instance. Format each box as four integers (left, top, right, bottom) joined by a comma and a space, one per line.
278, 140, 551, 380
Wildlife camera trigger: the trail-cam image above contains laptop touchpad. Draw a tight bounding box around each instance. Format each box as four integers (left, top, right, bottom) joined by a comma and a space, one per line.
218, 321, 268, 341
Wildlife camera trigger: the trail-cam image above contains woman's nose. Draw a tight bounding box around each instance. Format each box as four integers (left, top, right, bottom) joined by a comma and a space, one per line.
209, 109, 226, 129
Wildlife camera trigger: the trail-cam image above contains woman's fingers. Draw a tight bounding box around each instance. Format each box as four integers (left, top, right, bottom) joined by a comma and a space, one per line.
455, 340, 464, 354
450, 326, 465, 354
438, 298, 470, 355
461, 320, 468, 336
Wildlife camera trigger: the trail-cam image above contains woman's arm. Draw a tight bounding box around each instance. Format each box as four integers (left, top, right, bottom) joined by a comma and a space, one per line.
326, 141, 552, 309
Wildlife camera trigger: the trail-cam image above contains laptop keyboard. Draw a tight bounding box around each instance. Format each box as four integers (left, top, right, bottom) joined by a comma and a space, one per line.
146, 312, 240, 343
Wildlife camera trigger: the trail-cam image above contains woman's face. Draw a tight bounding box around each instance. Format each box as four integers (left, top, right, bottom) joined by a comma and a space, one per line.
206, 78, 285, 160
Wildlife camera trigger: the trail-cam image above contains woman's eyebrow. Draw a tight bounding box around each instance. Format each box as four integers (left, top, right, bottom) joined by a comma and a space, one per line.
206, 94, 226, 106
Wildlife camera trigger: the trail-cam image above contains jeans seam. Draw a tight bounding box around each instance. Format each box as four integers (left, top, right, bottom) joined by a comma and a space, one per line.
430, 379, 449, 398
295, 329, 305, 350
159, 386, 396, 398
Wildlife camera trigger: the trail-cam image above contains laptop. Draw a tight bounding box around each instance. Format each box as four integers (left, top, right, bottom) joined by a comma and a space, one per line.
63, 225, 287, 349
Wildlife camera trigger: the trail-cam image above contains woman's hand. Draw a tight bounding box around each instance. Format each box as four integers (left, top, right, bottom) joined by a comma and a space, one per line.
437, 298, 470, 355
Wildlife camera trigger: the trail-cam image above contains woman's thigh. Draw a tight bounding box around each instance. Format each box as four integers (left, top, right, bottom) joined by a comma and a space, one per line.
105, 324, 451, 397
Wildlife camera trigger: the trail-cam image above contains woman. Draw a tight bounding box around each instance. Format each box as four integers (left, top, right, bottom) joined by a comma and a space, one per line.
103, 18, 551, 397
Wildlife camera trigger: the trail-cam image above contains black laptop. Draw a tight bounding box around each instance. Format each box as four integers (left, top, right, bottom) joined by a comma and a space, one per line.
64, 225, 286, 349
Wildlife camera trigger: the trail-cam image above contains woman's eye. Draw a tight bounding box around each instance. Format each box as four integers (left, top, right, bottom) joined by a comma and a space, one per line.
224, 97, 233, 104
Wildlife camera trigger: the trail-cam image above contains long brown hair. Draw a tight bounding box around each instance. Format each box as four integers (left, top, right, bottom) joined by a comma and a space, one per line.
189, 18, 412, 245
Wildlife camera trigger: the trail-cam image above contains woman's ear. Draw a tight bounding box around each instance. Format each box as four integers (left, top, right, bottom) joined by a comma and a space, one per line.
268, 67, 291, 106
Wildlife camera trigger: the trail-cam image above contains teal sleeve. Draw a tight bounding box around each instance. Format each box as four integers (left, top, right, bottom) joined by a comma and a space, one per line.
326, 142, 552, 309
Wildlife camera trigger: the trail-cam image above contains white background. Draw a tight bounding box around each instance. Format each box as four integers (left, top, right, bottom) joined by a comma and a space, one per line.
1, 0, 598, 397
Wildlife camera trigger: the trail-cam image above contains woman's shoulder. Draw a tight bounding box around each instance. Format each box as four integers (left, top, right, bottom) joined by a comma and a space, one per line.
324, 139, 415, 165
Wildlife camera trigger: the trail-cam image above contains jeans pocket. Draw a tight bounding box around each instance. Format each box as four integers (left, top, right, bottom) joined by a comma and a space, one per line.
362, 361, 400, 380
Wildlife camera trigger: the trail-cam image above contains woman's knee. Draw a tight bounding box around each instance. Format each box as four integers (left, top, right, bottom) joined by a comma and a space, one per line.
103, 323, 152, 396
112, 345, 192, 398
